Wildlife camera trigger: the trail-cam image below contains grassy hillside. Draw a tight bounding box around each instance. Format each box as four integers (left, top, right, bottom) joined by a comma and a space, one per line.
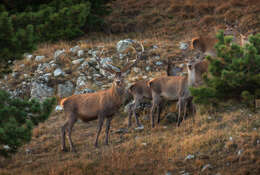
1, 0, 260, 175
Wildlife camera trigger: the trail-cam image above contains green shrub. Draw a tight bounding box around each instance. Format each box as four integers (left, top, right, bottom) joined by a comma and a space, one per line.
0, 90, 56, 157
0, 12, 36, 64
0, 0, 111, 69
190, 31, 260, 107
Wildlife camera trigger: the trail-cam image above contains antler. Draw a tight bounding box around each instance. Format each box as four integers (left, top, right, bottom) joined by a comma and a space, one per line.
120, 41, 144, 73
95, 48, 117, 74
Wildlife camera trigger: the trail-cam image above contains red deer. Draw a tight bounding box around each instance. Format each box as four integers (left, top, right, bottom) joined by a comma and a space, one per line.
60, 42, 144, 152
148, 59, 208, 127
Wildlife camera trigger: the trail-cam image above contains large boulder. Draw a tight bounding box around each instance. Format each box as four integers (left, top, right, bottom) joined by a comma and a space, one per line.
57, 81, 74, 98
116, 39, 135, 53
30, 81, 54, 101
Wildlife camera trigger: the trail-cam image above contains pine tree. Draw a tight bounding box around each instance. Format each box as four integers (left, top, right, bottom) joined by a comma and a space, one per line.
190, 31, 260, 107
0, 90, 56, 157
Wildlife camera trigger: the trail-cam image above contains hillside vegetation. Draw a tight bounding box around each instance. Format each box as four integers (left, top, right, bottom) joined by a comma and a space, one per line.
0, 0, 260, 175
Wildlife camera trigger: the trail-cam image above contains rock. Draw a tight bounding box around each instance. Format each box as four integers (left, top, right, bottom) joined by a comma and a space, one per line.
24, 74, 29, 79
145, 66, 151, 71
35, 56, 45, 62
133, 67, 141, 73
30, 82, 54, 101
36, 63, 51, 74
201, 164, 212, 172
25, 54, 33, 61
135, 125, 144, 131
55, 105, 63, 111
154, 56, 160, 60
38, 73, 52, 83
141, 142, 147, 146
53, 68, 64, 77
185, 154, 195, 161
152, 45, 159, 49
25, 148, 32, 154
3, 145, 10, 150
179, 42, 189, 50
77, 50, 84, 57
72, 58, 84, 65
116, 39, 135, 53
54, 49, 65, 58
124, 100, 134, 113
238, 149, 243, 156
70, 45, 80, 53
155, 61, 163, 66
114, 128, 128, 134
74, 88, 95, 95
57, 81, 74, 98
76, 76, 87, 88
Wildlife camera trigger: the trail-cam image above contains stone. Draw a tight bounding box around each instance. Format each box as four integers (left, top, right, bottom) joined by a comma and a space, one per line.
135, 125, 144, 131
30, 82, 54, 101
156, 61, 163, 66
57, 81, 74, 98
38, 73, 52, 83
76, 76, 87, 88
116, 39, 135, 53
145, 66, 151, 71
25, 54, 33, 61
72, 58, 84, 65
185, 154, 195, 160
36, 63, 51, 74
53, 68, 64, 77
35, 56, 45, 62
77, 50, 84, 57
201, 164, 212, 172
70, 45, 80, 53
74, 88, 94, 95
179, 42, 189, 50
54, 49, 65, 58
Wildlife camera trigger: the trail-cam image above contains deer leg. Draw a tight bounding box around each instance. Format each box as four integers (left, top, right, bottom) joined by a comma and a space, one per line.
61, 121, 69, 152
150, 95, 160, 128
128, 103, 134, 128
177, 97, 183, 127
67, 115, 77, 152
95, 115, 104, 147
105, 117, 112, 145
133, 97, 142, 127
157, 100, 162, 124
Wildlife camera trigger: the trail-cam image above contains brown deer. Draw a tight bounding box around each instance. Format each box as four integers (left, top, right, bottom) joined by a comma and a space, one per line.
147, 58, 207, 128
127, 79, 152, 128
60, 42, 144, 152
127, 60, 186, 128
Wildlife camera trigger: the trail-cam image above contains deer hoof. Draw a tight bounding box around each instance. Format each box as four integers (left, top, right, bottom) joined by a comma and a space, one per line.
61, 147, 68, 152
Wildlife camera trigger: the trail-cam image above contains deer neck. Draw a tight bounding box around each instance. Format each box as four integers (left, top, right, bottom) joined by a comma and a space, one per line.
187, 68, 196, 87
111, 83, 124, 103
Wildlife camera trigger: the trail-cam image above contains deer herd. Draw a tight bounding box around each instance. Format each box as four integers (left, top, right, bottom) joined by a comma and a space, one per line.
59, 25, 253, 152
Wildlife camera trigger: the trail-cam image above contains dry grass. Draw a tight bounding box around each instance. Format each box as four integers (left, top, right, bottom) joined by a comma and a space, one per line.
1, 104, 260, 175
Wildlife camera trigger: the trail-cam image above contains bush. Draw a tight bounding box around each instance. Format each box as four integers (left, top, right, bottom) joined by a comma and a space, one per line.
190, 31, 260, 107
0, 90, 56, 157
0, 0, 111, 67
0, 12, 36, 64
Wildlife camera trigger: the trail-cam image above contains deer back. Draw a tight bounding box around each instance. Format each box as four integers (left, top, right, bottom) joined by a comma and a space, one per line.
148, 76, 187, 100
